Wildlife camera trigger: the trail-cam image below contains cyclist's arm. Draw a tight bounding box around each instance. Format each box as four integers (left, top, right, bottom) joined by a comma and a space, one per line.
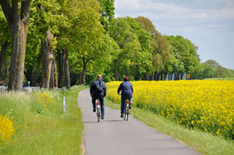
117, 83, 122, 94
90, 82, 94, 96
103, 82, 107, 97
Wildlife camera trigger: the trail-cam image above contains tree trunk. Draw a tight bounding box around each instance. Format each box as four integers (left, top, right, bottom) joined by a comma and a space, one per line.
1, 0, 31, 91
180, 74, 183, 80
0, 41, 10, 80
49, 59, 58, 88
64, 48, 70, 89
54, 60, 58, 88
155, 71, 160, 81
49, 60, 55, 89
164, 74, 167, 80
4, 60, 9, 81
8, 21, 29, 90
168, 74, 172, 80
58, 49, 64, 88
80, 56, 87, 85
174, 74, 177, 80
160, 72, 163, 81
41, 30, 53, 89
175, 74, 179, 80
31, 66, 40, 86
78, 73, 82, 85
114, 59, 118, 81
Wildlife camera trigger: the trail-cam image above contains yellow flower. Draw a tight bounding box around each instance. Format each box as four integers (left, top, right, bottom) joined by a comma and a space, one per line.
106, 80, 234, 139
0, 114, 16, 146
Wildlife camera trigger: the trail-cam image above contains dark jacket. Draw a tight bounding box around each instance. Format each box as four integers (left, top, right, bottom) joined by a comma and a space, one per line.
117, 81, 133, 98
90, 78, 106, 97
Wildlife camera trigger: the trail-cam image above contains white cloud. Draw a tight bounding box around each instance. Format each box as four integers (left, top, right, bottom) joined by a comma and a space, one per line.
115, 0, 234, 20
205, 25, 221, 28
179, 27, 194, 33
114, 0, 234, 69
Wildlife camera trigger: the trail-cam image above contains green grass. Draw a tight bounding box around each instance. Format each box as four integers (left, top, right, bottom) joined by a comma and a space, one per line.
0, 85, 87, 155
105, 98, 234, 155
204, 78, 234, 80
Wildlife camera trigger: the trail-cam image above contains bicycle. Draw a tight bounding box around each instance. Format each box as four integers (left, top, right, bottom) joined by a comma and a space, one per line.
95, 98, 101, 122
123, 98, 130, 121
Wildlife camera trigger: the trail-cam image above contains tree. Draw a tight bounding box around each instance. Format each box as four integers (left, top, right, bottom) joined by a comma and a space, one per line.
24, 0, 64, 88
135, 16, 170, 80
47, 0, 107, 86
110, 17, 141, 80
0, 8, 10, 81
125, 17, 153, 80
98, 0, 115, 32
0, 0, 32, 91
41, 30, 54, 88
191, 62, 217, 79
31, 0, 60, 89
69, 0, 105, 85
55, 0, 77, 88
167, 35, 199, 80
206, 60, 220, 68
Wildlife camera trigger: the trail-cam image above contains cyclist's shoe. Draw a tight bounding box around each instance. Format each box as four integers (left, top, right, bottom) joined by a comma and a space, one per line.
101, 116, 104, 119
93, 108, 96, 112
120, 114, 123, 118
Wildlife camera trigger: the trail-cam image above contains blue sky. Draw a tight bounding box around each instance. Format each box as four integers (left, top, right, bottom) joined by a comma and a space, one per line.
114, 0, 234, 70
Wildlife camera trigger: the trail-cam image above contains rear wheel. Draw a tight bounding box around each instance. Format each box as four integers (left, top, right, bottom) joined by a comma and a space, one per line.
126, 108, 129, 121
123, 112, 126, 120
97, 108, 101, 122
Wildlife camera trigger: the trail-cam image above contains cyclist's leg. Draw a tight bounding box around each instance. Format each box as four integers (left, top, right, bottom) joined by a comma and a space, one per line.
129, 96, 133, 103
121, 96, 126, 115
99, 96, 105, 117
92, 96, 97, 111
129, 96, 133, 109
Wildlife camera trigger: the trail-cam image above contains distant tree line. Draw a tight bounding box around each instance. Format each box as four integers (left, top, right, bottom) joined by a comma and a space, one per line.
191, 60, 234, 79
0, 0, 233, 91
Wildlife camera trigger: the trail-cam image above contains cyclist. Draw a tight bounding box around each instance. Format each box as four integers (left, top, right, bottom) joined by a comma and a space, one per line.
117, 76, 133, 118
90, 75, 106, 119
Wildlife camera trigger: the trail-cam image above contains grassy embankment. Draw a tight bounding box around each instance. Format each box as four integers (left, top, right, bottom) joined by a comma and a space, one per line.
205, 78, 234, 80
0, 85, 87, 154
105, 99, 234, 155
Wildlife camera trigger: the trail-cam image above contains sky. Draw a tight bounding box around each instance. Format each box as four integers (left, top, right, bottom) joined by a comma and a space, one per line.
114, 0, 234, 70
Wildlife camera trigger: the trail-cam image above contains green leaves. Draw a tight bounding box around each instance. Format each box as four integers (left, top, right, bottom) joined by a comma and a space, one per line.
167, 35, 199, 74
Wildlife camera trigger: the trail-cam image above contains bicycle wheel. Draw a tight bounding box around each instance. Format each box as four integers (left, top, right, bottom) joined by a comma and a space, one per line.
97, 108, 101, 122
126, 108, 129, 121
123, 112, 126, 120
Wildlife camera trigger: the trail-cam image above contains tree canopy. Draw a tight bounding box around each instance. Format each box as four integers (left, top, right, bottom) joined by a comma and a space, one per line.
0, 0, 232, 90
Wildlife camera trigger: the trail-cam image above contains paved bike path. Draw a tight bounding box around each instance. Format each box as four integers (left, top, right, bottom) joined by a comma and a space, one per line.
78, 89, 199, 155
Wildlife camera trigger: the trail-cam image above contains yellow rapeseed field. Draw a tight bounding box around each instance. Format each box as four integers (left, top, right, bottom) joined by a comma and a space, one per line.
0, 114, 16, 146
106, 80, 234, 139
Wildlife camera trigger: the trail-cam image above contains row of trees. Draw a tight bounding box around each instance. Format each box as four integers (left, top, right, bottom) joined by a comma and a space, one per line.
192, 60, 234, 79
0, 0, 115, 90
0, 0, 233, 91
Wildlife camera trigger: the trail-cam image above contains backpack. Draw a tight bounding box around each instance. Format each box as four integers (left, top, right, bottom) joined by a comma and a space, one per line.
95, 81, 103, 92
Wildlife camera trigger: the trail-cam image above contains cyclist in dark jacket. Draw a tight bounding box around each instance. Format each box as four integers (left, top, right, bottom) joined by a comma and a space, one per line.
90, 75, 106, 119
117, 76, 133, 118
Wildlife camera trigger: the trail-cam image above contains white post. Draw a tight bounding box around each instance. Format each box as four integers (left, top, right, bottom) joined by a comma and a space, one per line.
63, 96, 66, 112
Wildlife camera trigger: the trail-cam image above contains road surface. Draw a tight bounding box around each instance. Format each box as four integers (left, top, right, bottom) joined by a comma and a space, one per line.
78, 89, 199, 155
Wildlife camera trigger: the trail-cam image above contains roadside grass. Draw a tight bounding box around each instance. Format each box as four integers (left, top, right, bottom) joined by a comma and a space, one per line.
0, 85, 87, 155
105, 98, 234, 155
204, 78, 234, 80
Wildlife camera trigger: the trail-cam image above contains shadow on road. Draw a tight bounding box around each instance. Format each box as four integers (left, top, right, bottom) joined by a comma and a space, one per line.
83, 119, 124, 124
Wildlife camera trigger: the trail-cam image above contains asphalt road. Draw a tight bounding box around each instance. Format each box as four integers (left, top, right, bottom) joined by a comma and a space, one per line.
78, 89, 199, 155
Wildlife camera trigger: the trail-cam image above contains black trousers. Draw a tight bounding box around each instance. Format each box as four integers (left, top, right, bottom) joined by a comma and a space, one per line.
92, 96, 105, 116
